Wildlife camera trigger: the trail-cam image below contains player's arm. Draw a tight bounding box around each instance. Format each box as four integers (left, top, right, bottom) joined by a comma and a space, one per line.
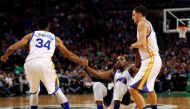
129, 53, 141, 77
84, 66, 114, 80
134, 52, 141, 68
56, 37, 85, 65
131, 21, 148, 49
129, 64, 139, 77
1, 33, 32, 63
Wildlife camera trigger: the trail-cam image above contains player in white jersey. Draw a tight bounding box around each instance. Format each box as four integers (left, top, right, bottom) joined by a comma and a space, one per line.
1, 17, 86, 109
130, 5, 162, 109
83, 54, 140, 109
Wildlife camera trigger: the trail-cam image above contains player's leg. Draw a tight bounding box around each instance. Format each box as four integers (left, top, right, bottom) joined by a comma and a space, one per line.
147, 91, 157, 109
129, 88, 145, 108
126, 102, 136, 109
129, 58, 153, 109
30, 87, 40, 109
120, 91, 136, 109
40, 61, 70, 109
113, 79, 128, 109
24, 61, 41, 109
54, 88, 70, 109
93, 82, 108, 109
146, 56, 162, 109
43, 76, 70, 109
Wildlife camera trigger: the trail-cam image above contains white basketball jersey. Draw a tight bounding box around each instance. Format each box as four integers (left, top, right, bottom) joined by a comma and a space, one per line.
114, 68, 133, 88
26, 31, 56, 62
137, 20, 159, 60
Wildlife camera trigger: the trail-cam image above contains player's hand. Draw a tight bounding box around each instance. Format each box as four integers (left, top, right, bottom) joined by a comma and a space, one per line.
82, 59, 89, 68
130, 43, 135, 49
1, 56, 8, 63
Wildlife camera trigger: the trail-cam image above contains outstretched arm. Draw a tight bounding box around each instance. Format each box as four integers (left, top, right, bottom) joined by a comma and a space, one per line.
85, 66, 114, 80
1, 33, 32, 63
56, 37, 85, 66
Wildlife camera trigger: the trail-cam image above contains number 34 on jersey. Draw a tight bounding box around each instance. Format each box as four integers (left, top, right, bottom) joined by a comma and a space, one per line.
35, 38, 51, 50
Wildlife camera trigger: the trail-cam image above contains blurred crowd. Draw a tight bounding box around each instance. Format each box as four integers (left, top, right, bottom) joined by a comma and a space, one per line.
0, 0, 190, 97
155, 39, 190, 92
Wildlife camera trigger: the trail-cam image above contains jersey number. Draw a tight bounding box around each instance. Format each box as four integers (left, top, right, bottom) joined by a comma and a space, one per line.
35, 38, 51, 50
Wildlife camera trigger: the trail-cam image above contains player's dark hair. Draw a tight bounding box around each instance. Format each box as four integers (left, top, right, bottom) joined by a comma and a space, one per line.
134, 5, 148, 17
38, 17, 49, 29
116, 55, 127, 61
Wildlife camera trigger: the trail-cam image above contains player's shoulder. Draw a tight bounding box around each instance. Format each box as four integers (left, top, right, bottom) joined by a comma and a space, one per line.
56, 36, 61, 42
24, 32, 33, 39
55, 36, 64, 47
138, 20, 149, 26
47, 31, 55, 36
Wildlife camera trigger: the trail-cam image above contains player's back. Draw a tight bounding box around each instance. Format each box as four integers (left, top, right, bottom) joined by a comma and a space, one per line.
26, 31, 56, 62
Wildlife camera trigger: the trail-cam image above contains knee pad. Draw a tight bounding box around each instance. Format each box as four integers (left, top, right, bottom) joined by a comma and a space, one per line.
93, 82, 107, 101
113, 81, 128, 101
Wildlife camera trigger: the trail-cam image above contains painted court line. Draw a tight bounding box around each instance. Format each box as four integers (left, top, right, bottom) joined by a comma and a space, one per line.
0, 104, 177, 109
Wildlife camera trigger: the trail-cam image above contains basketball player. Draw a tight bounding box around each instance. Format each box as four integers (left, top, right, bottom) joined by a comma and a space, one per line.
0, 17, 86, 109
83, 54, 140, 109
130, 5, 162, 109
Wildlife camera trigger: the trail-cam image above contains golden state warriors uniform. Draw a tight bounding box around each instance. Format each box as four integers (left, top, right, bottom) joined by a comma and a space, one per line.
113, 69, 133, 105
130, 20, 162, 92
114, 68, 133, 89
98, 69, 133, 106
24, 31, 58, 94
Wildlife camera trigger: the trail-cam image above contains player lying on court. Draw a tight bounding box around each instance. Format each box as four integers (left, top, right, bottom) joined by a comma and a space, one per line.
83, 54, 141, 109
1, 17, 86, 109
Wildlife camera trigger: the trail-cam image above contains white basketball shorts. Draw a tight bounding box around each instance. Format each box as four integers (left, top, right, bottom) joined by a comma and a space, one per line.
130, 55, 162, 92
24, 58, 59, 94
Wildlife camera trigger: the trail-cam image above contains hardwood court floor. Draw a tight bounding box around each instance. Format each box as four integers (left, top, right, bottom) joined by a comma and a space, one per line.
0, 93, 189, 109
